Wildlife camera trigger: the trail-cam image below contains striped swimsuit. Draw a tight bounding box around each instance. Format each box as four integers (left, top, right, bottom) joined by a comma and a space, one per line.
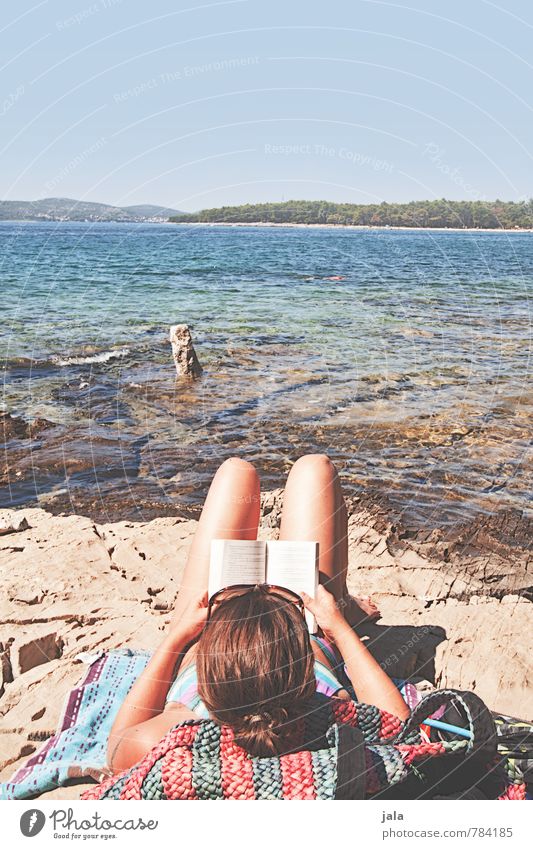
166, 635, 353, 718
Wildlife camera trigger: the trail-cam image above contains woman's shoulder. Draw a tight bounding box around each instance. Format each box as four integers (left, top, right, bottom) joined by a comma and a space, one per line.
162, 702, 198, 720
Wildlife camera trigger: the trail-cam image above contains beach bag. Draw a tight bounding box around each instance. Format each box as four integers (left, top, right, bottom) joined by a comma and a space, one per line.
82, 690, 527, 800
493, 713, 533, 795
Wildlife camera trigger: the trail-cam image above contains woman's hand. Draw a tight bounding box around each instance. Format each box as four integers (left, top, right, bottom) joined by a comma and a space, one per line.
303, 586, 409, 720
300, 585, 349, 642
168, 590, 208, 645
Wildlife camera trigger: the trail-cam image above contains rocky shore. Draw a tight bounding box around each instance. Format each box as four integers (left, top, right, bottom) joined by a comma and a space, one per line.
0, 494, 531, 799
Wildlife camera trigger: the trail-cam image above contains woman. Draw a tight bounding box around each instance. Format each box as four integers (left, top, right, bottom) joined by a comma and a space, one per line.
108, 455, 409, 772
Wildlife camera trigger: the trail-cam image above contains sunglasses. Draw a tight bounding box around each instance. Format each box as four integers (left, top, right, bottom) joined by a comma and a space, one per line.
207, 583, 306, 621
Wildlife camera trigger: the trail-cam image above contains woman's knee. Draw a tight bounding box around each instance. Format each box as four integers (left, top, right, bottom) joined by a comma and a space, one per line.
215, 456, 259, 485
288, 453, 336, 481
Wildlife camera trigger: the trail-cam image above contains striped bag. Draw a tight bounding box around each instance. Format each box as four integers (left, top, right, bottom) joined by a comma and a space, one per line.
82, 690, 527, 800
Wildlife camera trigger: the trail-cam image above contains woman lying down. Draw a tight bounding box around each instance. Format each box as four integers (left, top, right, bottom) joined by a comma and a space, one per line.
107, 455, 409, 771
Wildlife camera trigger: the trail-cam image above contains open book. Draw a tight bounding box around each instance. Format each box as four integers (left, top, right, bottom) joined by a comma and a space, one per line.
208, 539, 319, 633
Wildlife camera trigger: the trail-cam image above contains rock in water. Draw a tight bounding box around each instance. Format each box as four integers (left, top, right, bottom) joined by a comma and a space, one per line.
169, 324, 203, 378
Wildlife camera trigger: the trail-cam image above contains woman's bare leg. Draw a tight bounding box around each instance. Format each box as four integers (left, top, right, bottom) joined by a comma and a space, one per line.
279, 454, 347, 599
279, 454, 378, 628
171, 457, 260, 625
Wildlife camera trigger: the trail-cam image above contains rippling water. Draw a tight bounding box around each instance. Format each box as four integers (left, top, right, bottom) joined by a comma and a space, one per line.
1, 221, 532, 526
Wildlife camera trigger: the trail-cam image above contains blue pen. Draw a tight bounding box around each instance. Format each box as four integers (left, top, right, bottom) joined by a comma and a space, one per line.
424, 718, 473, 739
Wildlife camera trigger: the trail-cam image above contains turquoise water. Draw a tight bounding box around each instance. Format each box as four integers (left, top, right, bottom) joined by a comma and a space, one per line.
1, 222, 532, 525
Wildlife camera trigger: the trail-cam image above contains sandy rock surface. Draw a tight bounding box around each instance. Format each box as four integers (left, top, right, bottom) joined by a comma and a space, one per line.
0, 494, 531, 799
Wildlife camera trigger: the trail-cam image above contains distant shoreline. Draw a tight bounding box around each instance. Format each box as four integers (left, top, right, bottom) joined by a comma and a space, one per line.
170, 199, 533, 230
174, 221, 533, 234
2, 219, 532, 233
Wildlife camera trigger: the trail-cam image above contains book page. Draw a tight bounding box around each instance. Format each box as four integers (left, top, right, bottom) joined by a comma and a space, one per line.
265, 540, 318, 633
208, 539, 266, 599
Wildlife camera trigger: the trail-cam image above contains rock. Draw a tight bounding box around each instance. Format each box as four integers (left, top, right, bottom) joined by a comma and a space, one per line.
0, 413, 28, 442
10, 631, 64, 677
0, 514, 30, 536
0, 735, 36, 772
11, 588, 44, 605
0, 646, 13, 697
169, 324, 202, 378
0, 412, 52, 443
260, 488, 284, 533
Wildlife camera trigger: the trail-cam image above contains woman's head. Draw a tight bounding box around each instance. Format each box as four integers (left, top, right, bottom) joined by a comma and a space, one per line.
196, 586, 315, 757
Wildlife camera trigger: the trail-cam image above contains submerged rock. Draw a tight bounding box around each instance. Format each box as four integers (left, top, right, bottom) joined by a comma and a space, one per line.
1, 413, 53, 444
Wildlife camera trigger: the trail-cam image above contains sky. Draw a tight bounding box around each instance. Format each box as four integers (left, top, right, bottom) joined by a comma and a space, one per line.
1, 0, 533, 212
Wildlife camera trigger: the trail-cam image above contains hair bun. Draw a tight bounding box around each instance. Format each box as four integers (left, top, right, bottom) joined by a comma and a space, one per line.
234, 706, 290, 756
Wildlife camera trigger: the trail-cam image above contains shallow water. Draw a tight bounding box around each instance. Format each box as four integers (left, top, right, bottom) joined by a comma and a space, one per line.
1, 222, 532, 527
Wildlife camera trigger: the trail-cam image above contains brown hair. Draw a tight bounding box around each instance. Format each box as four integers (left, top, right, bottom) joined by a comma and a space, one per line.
196, 586, 316, 757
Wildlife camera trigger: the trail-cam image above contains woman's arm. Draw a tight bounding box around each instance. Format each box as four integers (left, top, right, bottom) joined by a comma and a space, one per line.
301, 587, 409, 720
107, 591, 208, 772
107, 697, 198, 773
328, 618, 409, 720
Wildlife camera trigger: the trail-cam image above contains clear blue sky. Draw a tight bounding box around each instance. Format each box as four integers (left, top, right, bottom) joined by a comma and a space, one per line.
1, 0, 532, 211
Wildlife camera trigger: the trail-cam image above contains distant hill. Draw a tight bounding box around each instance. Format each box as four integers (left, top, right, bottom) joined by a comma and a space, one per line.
121, 204, 184, 219
171, 199, 533, 230
0, 197, 185, 222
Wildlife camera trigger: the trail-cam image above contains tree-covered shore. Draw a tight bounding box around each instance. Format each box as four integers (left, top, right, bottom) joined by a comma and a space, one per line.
171, 199, 533, 229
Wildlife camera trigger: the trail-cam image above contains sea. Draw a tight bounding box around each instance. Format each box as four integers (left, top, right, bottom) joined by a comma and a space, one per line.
1, 221, 532, 528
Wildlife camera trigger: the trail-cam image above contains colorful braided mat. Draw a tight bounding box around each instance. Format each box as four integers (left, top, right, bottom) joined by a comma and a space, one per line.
83, 690, 528, 801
